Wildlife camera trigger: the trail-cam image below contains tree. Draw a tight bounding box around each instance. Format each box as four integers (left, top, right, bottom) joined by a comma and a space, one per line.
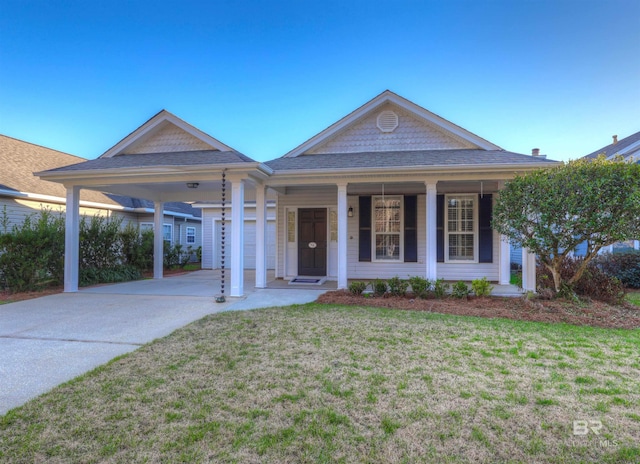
492, 157, 640, 293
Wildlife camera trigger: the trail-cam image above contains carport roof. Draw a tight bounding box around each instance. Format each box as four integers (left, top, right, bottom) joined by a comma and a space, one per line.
42, 150, 256, 173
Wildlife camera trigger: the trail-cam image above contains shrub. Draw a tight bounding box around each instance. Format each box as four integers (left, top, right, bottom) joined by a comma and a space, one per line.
387, 276, 409, 297
537, 257, 625, 304
452, 281, 470, 299
348, 281, 367, 295
594, 250, 640, 289
471, 277, 493, 297
408, 276, 431, 299
372, 279, 387, 296
0, 209, 65, 292
120, 224, 153, 271
80, 215, 124, 271
433, 279, 449, 298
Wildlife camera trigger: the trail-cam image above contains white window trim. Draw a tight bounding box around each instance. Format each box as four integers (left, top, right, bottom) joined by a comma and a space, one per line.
140, 222, 173, 243
186, 226, 196, 244
444, 194, 478, 264
371, 195, 404, 262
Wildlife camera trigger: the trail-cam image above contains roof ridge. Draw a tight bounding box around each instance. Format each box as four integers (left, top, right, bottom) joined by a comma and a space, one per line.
0, 134, 87, 161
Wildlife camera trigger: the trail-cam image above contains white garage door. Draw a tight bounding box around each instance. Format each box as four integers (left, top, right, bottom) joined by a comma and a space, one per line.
214, 220, 276, 269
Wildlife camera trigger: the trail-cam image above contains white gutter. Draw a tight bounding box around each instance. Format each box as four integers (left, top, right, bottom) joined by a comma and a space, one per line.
0, 188, 134, 212
266, 161, 560, 178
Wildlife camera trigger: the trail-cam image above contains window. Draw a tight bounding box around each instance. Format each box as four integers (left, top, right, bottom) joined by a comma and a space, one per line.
186, 227, 196, 244
445, 195, 477, 262
329, 210, 337, 242
163, 224, 172, 243
373, 195, 403, 261
287, 211, 296, 242
140, 223, 153, 233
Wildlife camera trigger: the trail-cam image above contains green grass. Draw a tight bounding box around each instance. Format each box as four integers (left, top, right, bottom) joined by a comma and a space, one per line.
626, 291, 640, 306
1, 304, 639, 463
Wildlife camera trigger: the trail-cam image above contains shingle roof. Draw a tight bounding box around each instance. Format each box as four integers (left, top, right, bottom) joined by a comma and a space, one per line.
583, 131, 640, 159
0, 135, 201, 218
0, 134, 123, 205
265, 149, 557, 171
45, 150, 256, 173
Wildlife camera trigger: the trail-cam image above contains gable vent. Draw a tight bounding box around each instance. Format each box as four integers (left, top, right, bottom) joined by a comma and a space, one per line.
377, 110, 399, 133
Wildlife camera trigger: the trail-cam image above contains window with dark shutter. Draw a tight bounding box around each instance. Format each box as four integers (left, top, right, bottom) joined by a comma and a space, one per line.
358, 196, 371, 262
404, 195, 417, 262
478, 194, 493, 263
437, 195, 444, 262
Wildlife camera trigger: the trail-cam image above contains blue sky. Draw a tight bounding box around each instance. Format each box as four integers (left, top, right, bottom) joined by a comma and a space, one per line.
1, 0, 638, 162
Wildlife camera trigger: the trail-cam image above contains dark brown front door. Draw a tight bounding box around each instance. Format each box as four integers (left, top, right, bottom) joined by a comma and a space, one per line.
298, 208, 327, 276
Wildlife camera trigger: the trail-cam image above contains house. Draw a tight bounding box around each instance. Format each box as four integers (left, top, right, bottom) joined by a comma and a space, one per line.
578, 131, 640, 254
37, 91, 557, 295
0, 134, 203, 248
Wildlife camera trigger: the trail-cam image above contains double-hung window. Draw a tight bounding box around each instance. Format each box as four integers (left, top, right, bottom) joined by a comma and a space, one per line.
186, 227, 196, 244
445, 195, 477, 262
163, 224, 173, 243
373, 195, 403, 261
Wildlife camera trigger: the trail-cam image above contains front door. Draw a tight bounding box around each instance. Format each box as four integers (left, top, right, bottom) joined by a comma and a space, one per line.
298, 208, 327, 276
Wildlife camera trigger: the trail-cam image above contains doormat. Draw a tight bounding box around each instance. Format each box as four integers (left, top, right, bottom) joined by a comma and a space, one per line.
289, 277, 327, 285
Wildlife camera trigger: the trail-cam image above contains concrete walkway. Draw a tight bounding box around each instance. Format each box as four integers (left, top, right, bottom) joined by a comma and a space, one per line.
0, 270, 326, 415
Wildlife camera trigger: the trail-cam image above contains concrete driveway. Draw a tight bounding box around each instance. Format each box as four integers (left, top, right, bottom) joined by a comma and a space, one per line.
0, 270, 326, 415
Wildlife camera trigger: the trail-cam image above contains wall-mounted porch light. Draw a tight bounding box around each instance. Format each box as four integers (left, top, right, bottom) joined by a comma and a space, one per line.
348, 206, 354, 217
186, 182, 200, 189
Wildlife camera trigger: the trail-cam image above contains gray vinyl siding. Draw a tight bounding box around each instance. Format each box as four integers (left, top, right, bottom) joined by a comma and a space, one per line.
0, 197, 138, 232
277, 187, 500, 281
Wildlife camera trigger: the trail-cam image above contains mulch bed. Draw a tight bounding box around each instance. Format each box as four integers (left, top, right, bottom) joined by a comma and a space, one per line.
317, 290, 640, 330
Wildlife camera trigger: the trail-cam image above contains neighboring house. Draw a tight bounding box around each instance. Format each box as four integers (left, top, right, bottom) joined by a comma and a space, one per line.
578, 131, 640, 254
0, 134, 202, 248
37, 90, 558, 295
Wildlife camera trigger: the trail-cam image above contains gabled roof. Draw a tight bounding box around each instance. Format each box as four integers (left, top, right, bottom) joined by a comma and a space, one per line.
281, 90, 501, 158
0, 134, 201, 217
0, 134, 123, 206
583, 131, 640, 162
101, 109, 238, 158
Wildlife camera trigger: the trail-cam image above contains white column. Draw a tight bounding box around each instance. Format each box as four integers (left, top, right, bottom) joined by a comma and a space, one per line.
153, 201, 164, 279
634, 240, 639, 251
425, 182, 438, 281
499, 237, 511, 285
255, 185, 267, 288
230, 178, 245, 297
497, 181, 510, 285
337, 182, 348, 289
522, 247, 536, 292
64, 186, 80, 292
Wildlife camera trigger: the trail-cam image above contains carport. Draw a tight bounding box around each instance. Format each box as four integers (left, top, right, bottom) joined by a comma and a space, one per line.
36, 110, 273, 297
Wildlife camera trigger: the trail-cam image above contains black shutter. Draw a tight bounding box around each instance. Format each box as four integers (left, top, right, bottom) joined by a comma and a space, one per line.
478, 194, 493, 263
437, 195, 444, 262
359, 196, 371, 262
404, 195, 417, 262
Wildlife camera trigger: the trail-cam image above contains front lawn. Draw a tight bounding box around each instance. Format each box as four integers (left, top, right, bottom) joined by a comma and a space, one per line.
627, 291, 640, 306
1, 305, 639, 463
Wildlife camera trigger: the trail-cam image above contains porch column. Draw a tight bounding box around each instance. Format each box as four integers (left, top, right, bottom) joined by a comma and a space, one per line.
425, 182, 438, 281
497, 181, 511, 285
337, 182, 348, 289
64, 185, 80, 292
522, 248, 536, 292
153, 201, 164, 279
634, 240, 639, 251
255, 184, 267, 288
230, 177, 245, 297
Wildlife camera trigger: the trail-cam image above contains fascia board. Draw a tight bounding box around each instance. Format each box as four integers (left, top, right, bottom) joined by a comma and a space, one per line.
0, 188, 134, 211
266, 162, 560, 181
35, 163, 271, 183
